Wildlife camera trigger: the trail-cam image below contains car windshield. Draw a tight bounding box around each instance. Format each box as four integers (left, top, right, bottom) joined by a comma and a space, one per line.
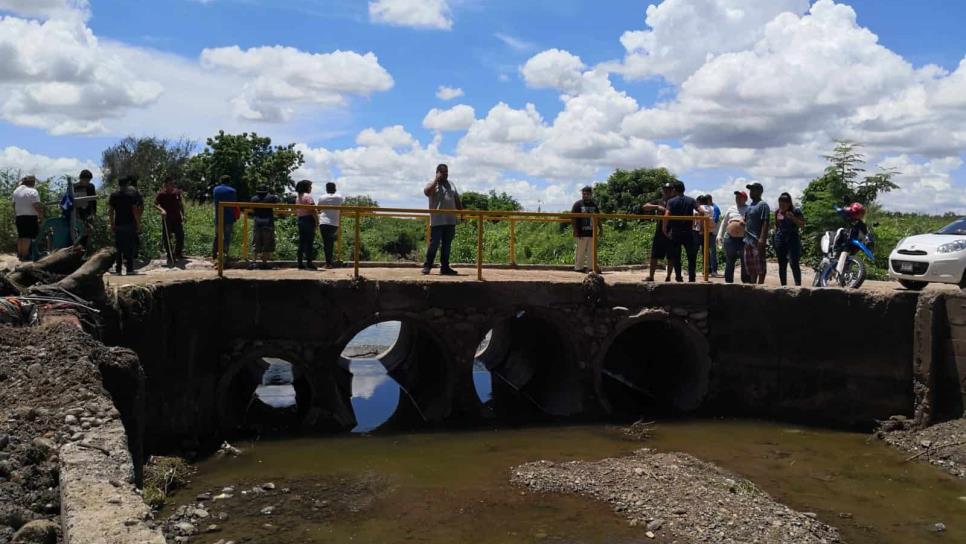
936, 218, 966, 235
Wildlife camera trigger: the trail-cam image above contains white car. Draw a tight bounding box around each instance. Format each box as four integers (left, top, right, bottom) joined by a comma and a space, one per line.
889, 218, 966, 290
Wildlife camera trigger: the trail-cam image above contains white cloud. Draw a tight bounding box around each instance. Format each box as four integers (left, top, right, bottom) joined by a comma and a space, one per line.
368, 0, 452, 30
200, 46, 393, 122
435, 85, 464, 100
610, 0, 808, 84
423, 104, 475, 132
0, 146, 98, 180
495, 32, 536, 53
877, 155, 966, 214
0, 0, 89, 20
520, 49, 586, 93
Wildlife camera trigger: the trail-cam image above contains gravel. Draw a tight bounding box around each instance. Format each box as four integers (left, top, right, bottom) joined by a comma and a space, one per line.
511, 448, 841, 544
876, 416, 966, 478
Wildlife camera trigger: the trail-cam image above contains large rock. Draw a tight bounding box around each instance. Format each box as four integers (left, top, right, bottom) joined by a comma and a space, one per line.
12, 519, 59, 544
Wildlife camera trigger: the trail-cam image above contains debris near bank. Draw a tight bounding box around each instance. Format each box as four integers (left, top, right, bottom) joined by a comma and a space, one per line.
876, 415, 966, 479
144, 456, 195, 510
511, 449, 841, 544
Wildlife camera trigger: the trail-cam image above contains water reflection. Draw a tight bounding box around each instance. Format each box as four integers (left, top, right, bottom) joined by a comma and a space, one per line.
254, 358, 296, 408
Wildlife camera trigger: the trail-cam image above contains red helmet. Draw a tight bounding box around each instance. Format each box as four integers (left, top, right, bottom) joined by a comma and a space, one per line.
847, 202, 865, 219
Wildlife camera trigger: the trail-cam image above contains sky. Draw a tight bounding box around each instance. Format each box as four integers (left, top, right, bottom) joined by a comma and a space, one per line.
1, 0, 965, 213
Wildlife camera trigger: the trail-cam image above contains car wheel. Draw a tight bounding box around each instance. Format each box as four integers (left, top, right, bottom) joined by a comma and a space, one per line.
898, 279, 928, 291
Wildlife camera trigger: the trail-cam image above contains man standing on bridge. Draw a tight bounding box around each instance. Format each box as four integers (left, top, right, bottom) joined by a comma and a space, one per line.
422, 164, 461, 276
211, 175, 239, 264
742, 182, 770, 285
317, 182, 344, 269
642, 182, 674, 282
663, 181, 700, 282
571, 186, 598, 273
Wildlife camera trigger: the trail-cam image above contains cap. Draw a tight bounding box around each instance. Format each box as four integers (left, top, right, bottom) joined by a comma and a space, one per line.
733, 190, 748, 199
79, 169, 93, 180
662, 182, 674, 189
745, 182, 763, 191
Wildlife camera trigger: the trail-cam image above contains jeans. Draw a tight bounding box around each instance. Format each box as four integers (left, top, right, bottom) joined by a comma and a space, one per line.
424, 224, 456, 269
775, 236, 802, 286
319, 224, 338, 265
297, 216, 316, 264
708, 232, 719, 274
212, 221, 234, 259
723, 236, 748, 284
115, 224, 137, 273
669, 232, 698, 281
162, 222, 184, 260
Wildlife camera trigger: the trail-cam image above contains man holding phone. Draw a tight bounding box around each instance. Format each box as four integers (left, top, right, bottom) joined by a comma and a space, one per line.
422, 163, 461, 276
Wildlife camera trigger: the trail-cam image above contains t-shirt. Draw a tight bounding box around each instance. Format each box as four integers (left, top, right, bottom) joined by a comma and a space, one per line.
743, 199, 771, 245
774, 207, 803, 242
73, 182, 97, 218
12, 185, 40, 217
666, 195, 697, 240
711, 203, 721, 225
212, 183, 238, 225
693, 204, 713, 232
251, 193, 279, 227
109, 187, 143, 226
296, 193, 315, 217
571, 199, 598, 237
717, 203, 749, 240
648, 197, 669, 238
155, 189, 184, 225
428, 181, 459, 227
317, 193, 344, 226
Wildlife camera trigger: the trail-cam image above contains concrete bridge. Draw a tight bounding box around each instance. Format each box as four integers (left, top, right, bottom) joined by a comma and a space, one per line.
104, 273, 966, 453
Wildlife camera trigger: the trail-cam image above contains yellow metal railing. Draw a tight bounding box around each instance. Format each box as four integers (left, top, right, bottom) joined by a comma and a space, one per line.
216, 202, 712, 281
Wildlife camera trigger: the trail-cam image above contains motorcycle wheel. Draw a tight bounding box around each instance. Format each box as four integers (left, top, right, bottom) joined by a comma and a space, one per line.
841, 257, 866, 288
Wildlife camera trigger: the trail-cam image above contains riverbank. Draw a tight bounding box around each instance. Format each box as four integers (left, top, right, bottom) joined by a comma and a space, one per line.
512, 448, 841, 544
877, 417, 966, 478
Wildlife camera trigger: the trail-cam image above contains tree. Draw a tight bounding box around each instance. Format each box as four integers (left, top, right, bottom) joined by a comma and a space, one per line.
182, 131, 304, 201
459, 190, 522, 211
101, 136, 195, 195
593, 167, 679, 214
344, 195, 379, 208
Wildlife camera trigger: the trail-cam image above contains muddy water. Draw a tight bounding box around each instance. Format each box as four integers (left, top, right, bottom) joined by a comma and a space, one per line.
170, 420, 965, 544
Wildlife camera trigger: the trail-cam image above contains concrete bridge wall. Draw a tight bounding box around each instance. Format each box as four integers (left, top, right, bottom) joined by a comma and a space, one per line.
108, 278, 923, 452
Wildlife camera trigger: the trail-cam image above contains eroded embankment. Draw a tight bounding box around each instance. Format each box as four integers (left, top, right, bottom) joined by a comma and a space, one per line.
512, 449, 841, 544
0, 323, 163, 544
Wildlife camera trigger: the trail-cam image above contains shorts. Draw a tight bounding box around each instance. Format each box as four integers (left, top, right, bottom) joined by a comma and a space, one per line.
15, 215, 39, 239
651, 230, 669, 259
743, 243, 766, 278
253, 225, 276, 254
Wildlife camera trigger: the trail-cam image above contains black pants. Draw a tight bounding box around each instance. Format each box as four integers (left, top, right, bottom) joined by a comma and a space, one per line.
115, 224, 137, 273
162, 222, 184, 260
424, 224, 456, 269
319, 224, 338, 265
668, 232, 698, 281
297, 216, 316, 264
775, 236, 802, 286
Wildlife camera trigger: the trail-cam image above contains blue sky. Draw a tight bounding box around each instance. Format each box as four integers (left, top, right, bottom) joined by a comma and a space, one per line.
1, 0, 965, 212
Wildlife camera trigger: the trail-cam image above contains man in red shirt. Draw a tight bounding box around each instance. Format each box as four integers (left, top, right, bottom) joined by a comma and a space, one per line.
154, 176, 185, 263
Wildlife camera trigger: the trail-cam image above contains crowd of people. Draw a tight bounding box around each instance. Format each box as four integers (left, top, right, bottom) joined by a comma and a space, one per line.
10, 166, 807, 285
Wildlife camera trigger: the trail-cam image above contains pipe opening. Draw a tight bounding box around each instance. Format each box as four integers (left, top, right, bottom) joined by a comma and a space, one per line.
473, 330, 494, 407
227, 357, 309, 435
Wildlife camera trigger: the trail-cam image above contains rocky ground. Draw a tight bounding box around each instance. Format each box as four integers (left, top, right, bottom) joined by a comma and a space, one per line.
876, 416, 966, 478
161, 473, 388, 543
0, 323, 126, 543
512, 448, 841, 544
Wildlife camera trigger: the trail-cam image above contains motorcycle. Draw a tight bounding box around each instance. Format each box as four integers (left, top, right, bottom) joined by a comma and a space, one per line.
813, 225, 876, 288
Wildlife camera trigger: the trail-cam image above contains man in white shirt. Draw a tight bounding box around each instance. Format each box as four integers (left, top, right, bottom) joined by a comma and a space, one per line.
317, 182, 344, 268
12, 176, 44, 261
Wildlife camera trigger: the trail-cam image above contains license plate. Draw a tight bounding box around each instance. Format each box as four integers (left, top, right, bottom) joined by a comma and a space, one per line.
899, 262, 914, 272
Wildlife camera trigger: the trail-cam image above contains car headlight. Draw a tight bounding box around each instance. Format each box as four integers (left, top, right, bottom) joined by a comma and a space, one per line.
936, 239, 966, 254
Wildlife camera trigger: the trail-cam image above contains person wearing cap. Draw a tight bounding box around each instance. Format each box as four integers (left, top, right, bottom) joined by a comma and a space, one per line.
211, 175, 239, 262
571, 186, 599, 273
717, 190, 750, 283
73, 169, 97, 249
642, 182, 675, 282
249, 185, 279, 269
12, 175, 43, 261
663, 180, 701, 282
742, 182, 770, 284
155, 176, 185, 263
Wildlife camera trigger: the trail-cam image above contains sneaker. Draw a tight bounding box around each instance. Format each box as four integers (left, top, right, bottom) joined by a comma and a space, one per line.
421, 266, 431, 275
306, 262, 318, 270
126, 270, 139, 276
440, 268, 459, 276
297, 263, 305, 270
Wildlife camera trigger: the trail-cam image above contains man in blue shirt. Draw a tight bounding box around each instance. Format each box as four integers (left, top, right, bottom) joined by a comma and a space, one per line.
742, 182, 770, 284
707, 194, 721, 276
211, 175, 238, 261
663, 181, 700, 282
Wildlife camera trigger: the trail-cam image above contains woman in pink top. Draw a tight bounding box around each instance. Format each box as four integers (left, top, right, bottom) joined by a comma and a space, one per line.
295, 179, 319, 269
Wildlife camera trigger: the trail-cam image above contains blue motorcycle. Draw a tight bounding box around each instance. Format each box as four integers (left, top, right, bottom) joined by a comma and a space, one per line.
813, 225, 875, 288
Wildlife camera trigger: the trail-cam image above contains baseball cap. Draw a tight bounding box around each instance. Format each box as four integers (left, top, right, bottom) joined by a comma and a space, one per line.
745, 182, 763, 191
733, 190, 748, 199
79, 169, 93, 180
662, 182, 674, 189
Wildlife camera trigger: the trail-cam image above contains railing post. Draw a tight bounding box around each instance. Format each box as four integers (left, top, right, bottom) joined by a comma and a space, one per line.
509, 218, 516, 267
592, 215, 599, 273
216, 202, 224, 278
353, 210, 361, 278
703, 217, 710, 282
476, 213, 483, 281
241, 210, 249, 260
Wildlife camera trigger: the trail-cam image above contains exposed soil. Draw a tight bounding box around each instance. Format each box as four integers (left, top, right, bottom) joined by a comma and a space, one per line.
0, 323, 124, 543
511, 448, 841, 544
877, 417, 966, 478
